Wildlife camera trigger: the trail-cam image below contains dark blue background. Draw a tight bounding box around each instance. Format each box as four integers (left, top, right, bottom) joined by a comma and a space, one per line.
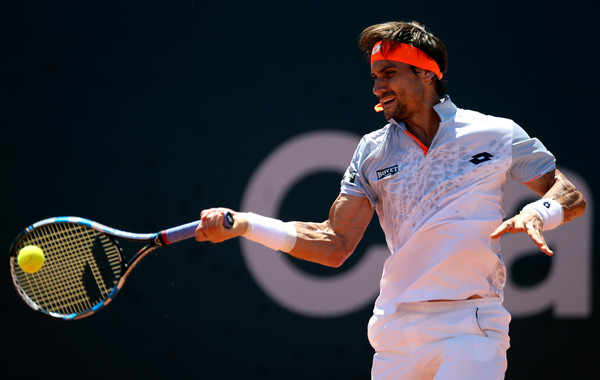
3, 1, 598, 378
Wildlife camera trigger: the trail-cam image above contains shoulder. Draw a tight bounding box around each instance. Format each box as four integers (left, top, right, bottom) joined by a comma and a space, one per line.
362, 124, 390, 144
439, 97, 516, 133
455, 108, 516, 129
355, 124, 391, 155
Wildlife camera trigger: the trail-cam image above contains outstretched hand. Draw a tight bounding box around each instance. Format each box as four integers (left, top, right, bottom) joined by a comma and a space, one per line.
490, 210, 553, 256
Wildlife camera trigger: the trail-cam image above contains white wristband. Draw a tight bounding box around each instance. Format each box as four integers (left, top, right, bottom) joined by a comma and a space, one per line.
242, 213, 297, 252
521, 199, 564, 231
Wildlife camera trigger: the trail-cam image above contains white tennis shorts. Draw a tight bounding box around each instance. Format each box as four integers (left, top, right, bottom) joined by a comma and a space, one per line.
368, 297, 511, 380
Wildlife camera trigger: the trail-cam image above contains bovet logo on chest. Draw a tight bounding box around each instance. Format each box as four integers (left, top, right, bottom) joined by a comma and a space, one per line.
376, 165, 399, 180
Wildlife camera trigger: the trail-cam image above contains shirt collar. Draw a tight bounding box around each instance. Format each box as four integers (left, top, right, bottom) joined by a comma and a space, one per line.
433, 95, 457, 124
389, 95, 457, 129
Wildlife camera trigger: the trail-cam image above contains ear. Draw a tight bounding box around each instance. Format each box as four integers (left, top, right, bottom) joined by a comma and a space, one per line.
414, 68, 437, 87
420, 71, 438, 90
423, 71, 436, 81
414, 68, 436, 81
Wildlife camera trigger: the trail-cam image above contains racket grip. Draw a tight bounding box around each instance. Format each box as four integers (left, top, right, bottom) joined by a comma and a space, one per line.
223, 211, 234, 229
160, 212, 234, 245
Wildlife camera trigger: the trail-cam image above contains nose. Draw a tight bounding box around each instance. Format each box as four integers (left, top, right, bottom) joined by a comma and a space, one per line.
372, 78, 386, 97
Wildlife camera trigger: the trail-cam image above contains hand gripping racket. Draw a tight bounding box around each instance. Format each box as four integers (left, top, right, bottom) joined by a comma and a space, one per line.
9, 213, 234, 320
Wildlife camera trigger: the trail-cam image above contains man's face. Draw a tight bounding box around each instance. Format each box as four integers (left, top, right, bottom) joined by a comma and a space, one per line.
371, 60, 425, 121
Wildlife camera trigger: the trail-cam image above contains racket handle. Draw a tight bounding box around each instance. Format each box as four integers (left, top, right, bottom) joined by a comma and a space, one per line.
160, 211, 234, 245
223, 212, 234, 229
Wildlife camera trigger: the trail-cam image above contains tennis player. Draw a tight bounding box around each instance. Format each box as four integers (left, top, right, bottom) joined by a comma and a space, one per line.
196, 21, 586, 379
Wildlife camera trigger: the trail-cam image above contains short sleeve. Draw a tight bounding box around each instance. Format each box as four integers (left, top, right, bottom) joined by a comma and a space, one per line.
510, 123, 556, 183
340, 136, 378, 207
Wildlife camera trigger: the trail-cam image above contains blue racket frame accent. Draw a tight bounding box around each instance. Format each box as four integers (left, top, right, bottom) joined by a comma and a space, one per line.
29, 216, 159, 241
10, 212, 235, 320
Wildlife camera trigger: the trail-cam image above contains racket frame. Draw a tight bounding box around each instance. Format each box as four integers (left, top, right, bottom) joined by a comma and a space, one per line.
9, 215, 221, 320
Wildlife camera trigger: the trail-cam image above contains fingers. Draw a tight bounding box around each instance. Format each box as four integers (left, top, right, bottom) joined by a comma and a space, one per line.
490, 216, 527, 239
523, 221, 553, 256
195, 208, 235, 243
489, 220, 513, 239
490, 212, 554, 256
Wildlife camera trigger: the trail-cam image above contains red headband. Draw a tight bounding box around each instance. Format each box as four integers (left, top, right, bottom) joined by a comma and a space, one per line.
371, 40, 443, 79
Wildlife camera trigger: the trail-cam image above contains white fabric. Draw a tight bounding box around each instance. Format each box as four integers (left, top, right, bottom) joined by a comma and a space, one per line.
243, 212, 297, 252
340, 96, 556, 315
522, 198, 563, 231
368, 297, 511, 380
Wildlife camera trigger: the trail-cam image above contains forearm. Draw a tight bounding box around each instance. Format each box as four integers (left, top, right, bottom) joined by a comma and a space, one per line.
541, 169, 586, 223
287, 220, 356, 268
245, 194, 373, 267
286, 194, 374, 267
241, 215, 350, 267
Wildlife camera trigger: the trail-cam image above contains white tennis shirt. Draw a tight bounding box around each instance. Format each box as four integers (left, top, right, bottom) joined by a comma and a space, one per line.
341, 96, 555, 316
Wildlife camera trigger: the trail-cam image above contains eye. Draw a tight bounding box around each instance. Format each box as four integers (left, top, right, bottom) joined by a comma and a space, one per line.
371, 69, 396, 81
383, 69, 396, 78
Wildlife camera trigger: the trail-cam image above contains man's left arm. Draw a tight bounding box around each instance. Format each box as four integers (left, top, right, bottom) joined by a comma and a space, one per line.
490, 169, 586, 255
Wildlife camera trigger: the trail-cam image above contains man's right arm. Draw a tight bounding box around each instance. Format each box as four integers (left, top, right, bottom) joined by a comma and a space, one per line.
195, 193, 374, 268
287, 193, 374, 267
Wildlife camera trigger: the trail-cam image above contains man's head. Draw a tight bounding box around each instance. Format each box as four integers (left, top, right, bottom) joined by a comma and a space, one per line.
359, 21, 448, 97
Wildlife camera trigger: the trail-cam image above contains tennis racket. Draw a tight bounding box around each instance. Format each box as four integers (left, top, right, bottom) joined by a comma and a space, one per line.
9, 212, 234, 320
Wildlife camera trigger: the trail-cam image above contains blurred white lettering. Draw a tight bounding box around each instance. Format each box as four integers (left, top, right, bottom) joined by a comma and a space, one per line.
241, 131, 593, 318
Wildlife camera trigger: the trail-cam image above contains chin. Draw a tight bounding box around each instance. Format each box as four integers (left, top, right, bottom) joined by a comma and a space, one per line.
384, 111, 402, 121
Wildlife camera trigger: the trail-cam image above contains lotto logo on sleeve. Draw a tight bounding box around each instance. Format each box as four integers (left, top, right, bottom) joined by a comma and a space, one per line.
376, 165, 399, 180
343, 169, 357, 183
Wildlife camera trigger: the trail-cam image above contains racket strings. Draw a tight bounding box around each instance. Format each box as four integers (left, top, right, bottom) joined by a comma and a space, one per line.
29, 225, 89, 313
14, 223, 122, 316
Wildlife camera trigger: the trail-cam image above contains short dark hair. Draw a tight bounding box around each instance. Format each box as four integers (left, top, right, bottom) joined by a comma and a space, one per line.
358, 21, 448, 96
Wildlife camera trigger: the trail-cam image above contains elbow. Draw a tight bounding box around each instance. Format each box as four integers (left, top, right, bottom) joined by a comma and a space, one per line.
325, 246, 355, 268
573, 191, 587, 219
326, 259, 346, 269
578, 195, 587, 217
327, 259, 345, 269
564, 192, 587, 222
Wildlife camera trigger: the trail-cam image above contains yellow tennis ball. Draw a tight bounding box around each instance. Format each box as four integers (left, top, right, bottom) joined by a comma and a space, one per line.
18, 245, 45, 273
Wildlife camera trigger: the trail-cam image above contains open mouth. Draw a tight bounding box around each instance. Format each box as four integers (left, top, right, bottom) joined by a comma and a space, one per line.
374, 95, 396, 112
380, 96, 396, 107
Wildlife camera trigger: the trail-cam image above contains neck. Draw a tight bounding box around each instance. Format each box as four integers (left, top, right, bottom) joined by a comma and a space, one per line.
403, 98, 441, 148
